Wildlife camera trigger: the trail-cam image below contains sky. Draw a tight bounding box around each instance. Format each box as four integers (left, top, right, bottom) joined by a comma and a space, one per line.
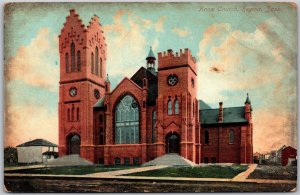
4, 2, 297, 153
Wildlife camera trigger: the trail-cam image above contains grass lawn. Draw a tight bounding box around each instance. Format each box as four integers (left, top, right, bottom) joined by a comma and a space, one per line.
5, 165, 137, 175
125, 165, 248, 178
248, 165, 297, 180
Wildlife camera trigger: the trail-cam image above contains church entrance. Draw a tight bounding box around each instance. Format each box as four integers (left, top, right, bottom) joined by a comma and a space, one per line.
68, 134, 80, 155
166, 132, 180, 154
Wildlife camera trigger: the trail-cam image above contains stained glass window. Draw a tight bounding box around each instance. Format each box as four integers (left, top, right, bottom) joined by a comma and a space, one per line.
174, 99, 179, 114
168, 100, 172, 115
115, 95, 139, 144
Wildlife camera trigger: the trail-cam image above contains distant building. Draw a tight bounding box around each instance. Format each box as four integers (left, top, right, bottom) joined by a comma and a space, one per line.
253, 152, 265, 164
281, 146, 297, 166
16, 139, 58, 164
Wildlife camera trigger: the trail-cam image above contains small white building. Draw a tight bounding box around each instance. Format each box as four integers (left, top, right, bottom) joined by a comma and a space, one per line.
16, 139, 58, 164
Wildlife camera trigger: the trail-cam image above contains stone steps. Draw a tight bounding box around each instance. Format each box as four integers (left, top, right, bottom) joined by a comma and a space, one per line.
44, 154, 93, 166
143, 153, 196, 167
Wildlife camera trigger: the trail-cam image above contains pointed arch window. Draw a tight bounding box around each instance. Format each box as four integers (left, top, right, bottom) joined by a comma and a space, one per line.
95, 47, 99, 76
100, 58, 103, 78
115, 95, 139, 144
91, 52, 94, 74
65, 53, 69, 73
152, 110, 156, 143
229, 129, 235, 144
204, 130, 209, 144
67, 108, 70, 121
77, 108, 79, 121
71, 105, 74, 121
174, 98, 179, 114
168, 99, 172, 115
77, 50, 81, 71
71, 42, 75, 72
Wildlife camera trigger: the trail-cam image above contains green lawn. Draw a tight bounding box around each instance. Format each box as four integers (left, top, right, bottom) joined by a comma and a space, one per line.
125, 165, 248, 178
5, 165, 137, 175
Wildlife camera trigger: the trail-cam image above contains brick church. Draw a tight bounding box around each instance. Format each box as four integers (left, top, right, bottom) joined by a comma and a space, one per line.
58, 10, 253, 165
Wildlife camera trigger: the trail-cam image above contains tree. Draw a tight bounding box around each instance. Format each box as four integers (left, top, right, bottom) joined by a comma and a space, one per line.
4, 146, 18, 164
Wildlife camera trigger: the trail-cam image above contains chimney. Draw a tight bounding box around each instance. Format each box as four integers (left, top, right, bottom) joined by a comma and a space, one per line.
218, 102, 223, 123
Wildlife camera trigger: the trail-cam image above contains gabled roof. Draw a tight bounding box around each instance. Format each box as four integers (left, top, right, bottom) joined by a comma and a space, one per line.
17, 139, 57, 147
200, 107, 248, 125
131, 67, 158, 106
94, 96, 105, 108
199, 100, 212, 110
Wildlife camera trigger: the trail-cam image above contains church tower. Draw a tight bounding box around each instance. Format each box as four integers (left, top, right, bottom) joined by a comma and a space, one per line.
156, 49, 200, 163
58, 9, 107, 161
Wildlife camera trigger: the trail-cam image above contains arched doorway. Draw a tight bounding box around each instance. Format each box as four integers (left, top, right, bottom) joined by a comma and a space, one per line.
68, 134, 80, 155
166, 132, 180, 154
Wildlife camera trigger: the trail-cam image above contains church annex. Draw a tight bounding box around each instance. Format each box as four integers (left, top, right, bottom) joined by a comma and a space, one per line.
58, 10, 253, 165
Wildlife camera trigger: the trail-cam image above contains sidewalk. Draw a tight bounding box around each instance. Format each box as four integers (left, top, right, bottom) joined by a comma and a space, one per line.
232, 164, 257, 181
85, 165, 168, 177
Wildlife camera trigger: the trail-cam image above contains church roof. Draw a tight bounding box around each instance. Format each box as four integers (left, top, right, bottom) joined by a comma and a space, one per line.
94, 96, 105, 108
198, 100, 212, 110
17, 139, 57, 147
200, 107, 248, 125
131, 67, 158, 106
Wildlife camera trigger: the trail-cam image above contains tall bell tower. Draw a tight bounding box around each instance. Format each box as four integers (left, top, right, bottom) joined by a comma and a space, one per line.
156, 48, 200, 163
58, 9, 107, 162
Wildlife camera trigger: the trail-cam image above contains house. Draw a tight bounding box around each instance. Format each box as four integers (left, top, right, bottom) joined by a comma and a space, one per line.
281, 146, 297, 166
16, 139, 58, 164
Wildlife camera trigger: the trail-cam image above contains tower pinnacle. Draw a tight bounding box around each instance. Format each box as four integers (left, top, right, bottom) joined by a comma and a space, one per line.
146, 46, 156, 71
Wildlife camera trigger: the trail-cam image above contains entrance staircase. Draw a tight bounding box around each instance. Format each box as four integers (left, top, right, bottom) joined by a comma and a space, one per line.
44, 154, 93, 166
142, 153, 196, 167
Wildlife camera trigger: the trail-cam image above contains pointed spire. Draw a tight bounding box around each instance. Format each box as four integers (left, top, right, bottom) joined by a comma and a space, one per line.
245, 93, 251, 104
146, 46, 156, 59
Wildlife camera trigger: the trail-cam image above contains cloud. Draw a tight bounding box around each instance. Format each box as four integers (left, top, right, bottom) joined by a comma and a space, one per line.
197, 18, 297, 153
5, 104, 58, 147
103, 10, 162, 87
5, 28, 59, 92
172, 27, 191, 37
155, 16, 167, 32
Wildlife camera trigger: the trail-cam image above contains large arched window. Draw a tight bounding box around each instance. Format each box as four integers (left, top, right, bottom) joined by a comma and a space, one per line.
229, 130, 235, 144
91, 52, 94, 74
95, 47, 99, 76
71, 42, 75, 72
115, 95, 139, 144
65, 53, 69, 73
100, 58, 103, 78
152, 110, 156, 143
168, 99, 172, 115
77, 50, 81, 71
174, 98, 179, 114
